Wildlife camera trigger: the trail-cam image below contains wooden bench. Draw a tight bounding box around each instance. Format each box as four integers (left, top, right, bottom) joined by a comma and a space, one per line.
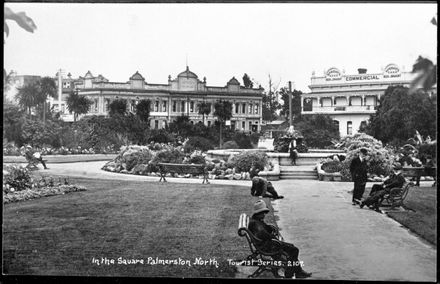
380, 181, 414, 209
402, 166, 437, 187
157, 162, 209, 184
237, 213, 288, 278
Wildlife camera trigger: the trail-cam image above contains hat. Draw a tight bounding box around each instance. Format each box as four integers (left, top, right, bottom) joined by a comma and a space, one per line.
26, 145, 32, 149
393, 163, 402, 171
252, 199, 270, 216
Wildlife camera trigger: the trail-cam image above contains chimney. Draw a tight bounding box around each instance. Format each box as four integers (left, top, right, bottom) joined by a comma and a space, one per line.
358, 68, 367, 74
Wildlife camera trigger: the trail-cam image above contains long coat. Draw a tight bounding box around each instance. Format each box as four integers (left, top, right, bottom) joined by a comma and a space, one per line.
349, 156, 368, 183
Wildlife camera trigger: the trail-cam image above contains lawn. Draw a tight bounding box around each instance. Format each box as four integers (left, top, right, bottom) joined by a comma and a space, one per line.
363, 183, 437, 246
3, 177, 274, 278
386, 184, 437, 246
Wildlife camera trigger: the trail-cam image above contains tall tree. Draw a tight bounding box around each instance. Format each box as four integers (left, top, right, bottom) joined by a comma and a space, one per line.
295, 114, 340, 148
365, 86, 437, 145
262, 74, 281, 122
37, 77, 57, 122
109, 99, 127, 117
197, 101, 211, 125
242, 73, 254, 88
66, 90, 93, 122
15, 83, 39, 117
279, 87, 303, 121
135, 99, 151, 123
213, 100, 233, 147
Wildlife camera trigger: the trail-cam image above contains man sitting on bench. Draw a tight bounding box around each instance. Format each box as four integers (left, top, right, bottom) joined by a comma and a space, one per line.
360, 163, 405, 212
251, 176, 284, 199
248, 199, 312, 279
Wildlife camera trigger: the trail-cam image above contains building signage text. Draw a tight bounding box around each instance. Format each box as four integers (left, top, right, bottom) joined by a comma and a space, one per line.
345, 75, 380, 81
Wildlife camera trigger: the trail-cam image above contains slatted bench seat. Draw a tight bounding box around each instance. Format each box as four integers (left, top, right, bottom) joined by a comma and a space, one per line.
380, 181, 414, 209
237, 213, 288, 278
157, 162, 209, 184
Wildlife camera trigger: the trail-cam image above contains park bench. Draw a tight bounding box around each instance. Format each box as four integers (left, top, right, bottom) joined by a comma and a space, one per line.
380, 180, 414, 209
237, 213, 288, 278
157, 162, 209, 184
402, 166, 437, 187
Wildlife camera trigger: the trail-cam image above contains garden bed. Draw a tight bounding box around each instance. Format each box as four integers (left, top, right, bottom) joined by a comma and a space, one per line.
3, 185, 86, 204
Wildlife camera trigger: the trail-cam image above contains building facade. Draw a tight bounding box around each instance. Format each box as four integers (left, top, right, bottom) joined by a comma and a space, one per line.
70, 67, 264, 131
301, 64, 436, 136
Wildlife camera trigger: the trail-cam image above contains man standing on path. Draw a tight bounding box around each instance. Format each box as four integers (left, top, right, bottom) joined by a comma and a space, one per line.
349, 148, 368, 205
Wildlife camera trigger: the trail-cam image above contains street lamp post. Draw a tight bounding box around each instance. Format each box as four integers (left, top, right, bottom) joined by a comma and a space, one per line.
288, 81, 293, 127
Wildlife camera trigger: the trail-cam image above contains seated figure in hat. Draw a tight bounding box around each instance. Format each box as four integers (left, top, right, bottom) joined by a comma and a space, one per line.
250, 175, 284, 199
248, 199, 312, 279
360, 163, 405, 212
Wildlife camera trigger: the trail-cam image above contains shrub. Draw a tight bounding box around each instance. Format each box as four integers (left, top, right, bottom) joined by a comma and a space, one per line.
185, 155, 206, 165
321, 161, 343, 173
151, 148, 185, 164
232, 133, 253, 149
183, 136, 216, 153
340, 133, 396, 180
3, 164, 33, 193
148, 129, 174, 144
231, 151, 268, 173
123, 150, 154, 171
222, 141, 239, 149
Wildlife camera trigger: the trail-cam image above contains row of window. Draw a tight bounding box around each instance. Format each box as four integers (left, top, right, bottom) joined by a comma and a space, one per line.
152, 119, 259, 131
97, 99, 260, 115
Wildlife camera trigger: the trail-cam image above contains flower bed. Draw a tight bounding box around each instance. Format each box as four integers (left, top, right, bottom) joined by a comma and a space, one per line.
101, 145, 274, 180
3, 144, 119, 156
3, 164, 86, 203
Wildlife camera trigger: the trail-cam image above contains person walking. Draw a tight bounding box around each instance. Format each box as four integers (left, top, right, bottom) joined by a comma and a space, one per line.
349, 148, 368, 205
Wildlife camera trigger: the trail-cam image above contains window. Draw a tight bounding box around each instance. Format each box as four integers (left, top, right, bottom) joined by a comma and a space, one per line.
248, 104, 253, 114
207, 121, 211, 127
235, 103, 239, 114
249, 121, 252, 131
154, 101, 159, 112
242, 121, 246, 130
347, 121, 352, 135
105, 99, 110, 111
190, 102, 194, 113
181, 101, 185, 112
172, 101, 177, 112
94, 99, 98, 112
162, 101, 167, 112
254, 104, 259, 114
155, 120, 159, 129
242, 103, 246, 114
131, 100, 136, 112
231, 121, 236, 130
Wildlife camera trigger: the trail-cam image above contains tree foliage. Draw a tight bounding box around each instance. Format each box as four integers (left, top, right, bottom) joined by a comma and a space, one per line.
135, 99, 151, 123
109, 99, 127, 117
262, 75, 281, 122
295, 114, 340, 148
365, 86, 437, 146
242, 73, 254, 88
197, 101, 211, 124
213, 100, 233, 147
279, 87, 302, 120
66, 90, 93, 121
15, 83, 40, 115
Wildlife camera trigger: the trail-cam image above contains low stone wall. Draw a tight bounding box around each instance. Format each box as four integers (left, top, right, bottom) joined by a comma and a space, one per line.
258, 163, 280, 181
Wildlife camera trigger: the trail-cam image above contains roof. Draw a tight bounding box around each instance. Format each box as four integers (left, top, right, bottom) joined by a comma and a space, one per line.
227, 77, 240, 85
177, 66, 198, 79
130, 71, 145, 81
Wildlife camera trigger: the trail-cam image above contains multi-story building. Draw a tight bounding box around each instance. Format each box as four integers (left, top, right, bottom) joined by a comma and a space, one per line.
72, 67, 264, 131
301, 64, 436, 136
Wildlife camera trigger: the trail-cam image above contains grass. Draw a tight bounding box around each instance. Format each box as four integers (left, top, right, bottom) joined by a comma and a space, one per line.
364, 184, 437, 246
3, 177, 274, 278
386, 185, 437, 246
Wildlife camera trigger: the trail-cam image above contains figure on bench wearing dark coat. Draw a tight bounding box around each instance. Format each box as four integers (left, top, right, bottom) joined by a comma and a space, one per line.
248, 199, 312, 279
360, 163, 405, 212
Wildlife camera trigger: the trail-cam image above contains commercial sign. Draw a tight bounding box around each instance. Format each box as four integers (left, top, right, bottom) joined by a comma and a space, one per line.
345, 75, 380, 81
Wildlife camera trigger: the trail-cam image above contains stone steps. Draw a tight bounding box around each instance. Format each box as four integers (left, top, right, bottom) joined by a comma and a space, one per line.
279, 165, 318, 180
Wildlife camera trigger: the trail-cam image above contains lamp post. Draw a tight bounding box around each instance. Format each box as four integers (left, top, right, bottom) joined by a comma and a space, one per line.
288, 81, 293, 127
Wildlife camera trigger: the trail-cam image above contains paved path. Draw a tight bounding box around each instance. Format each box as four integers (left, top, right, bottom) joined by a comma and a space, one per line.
15, 161, 437, 281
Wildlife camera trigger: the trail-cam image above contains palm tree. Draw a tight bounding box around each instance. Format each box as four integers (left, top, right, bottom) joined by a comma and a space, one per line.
66, 90, 92, 122
37, 77, 57, 122
197, 101, 211, 125
15, 83, 39, 117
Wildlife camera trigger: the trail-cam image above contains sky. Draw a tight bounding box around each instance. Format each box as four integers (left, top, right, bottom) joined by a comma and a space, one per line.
4, 2, 438, 93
